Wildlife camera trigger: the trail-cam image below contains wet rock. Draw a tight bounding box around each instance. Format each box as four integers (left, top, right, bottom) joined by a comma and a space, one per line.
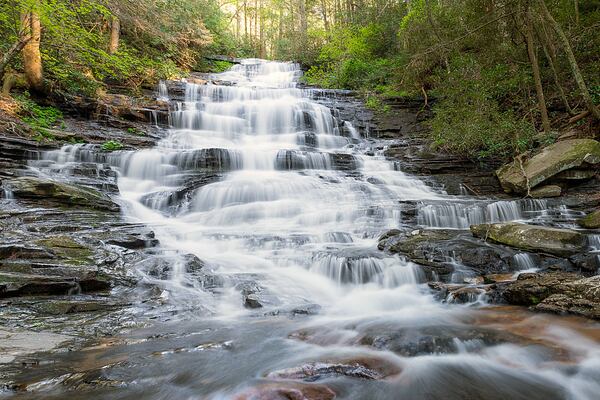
2, 177, 119, 212
530, 185, 561, 198
500, 272, 600, 319
106, 231, 159, 249
0, 244, 55, 260
29, 298, 125, 315
234, 382, 336, 400
140, 172, 222, 215
379, 229, 517, 280
496, 139, 600, 194
267, 358, 400, 382
143, 254, 206, 279
0, 328, 71, 364
36, 236, 93, 264
470, 223, 585, 257
0, 271, 110, 297
357, 325, 520, 356
244, 294, 263, 309
569, 252, 600, 274
445, 286, 487, 304
578, 209, 600, 229
176, 148, 243, 171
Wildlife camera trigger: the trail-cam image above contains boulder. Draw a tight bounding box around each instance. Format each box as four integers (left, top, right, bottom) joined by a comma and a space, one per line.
501, 272, 600, 320
3, 177, 119, 212
470, 223, 585, 256
530, 185, 561, 198
496, 139, 600, 194
578, 209, 600, 229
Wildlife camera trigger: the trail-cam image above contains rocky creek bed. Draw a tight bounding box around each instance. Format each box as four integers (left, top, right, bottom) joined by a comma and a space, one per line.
0, 61, 599, 399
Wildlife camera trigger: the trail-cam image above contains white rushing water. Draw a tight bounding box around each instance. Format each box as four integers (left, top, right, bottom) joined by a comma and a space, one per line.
29, 60, 600, 400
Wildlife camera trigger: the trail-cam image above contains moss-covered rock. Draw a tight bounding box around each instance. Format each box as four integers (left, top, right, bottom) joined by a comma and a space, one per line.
578, 209, 600, 229
3, 177, 119, 211
36, 236, 94, 265
501, 272, 600, 320
470, 222, 585, 256
496, 139, 600, 194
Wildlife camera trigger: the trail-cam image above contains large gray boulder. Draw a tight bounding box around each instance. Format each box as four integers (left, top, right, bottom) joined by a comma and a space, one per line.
496, 139, 600, 194
470, 222, 585, 256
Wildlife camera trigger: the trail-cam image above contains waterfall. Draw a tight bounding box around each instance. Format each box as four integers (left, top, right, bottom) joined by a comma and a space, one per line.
18, 58, 600, 400
157, 80, 169, 101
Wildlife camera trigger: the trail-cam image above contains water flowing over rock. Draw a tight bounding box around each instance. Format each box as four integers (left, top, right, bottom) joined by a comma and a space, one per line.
496, 139, 600, 194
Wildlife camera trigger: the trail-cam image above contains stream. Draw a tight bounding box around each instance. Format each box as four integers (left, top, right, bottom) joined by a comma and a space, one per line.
9, 60, 600, 399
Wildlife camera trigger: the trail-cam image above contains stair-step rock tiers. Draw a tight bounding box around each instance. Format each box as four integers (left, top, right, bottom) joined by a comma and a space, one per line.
1, 59, 599, 400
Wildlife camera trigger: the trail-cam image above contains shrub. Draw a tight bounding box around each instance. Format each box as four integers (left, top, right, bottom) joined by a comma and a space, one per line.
101, 140, 124, 151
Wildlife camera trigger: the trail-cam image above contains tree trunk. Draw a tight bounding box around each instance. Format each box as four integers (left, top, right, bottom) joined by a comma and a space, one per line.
574, 0, 579, 25
0, 35, 31, 85
539, 37, 574, 115
526, 7, 551, 132
537, 0, 600, 120
109, 16, 120, 54
321, 0, 330, 31
21, 10, 44, 94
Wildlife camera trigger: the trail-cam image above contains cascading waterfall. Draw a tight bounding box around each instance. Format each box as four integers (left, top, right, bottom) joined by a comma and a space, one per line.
24, 60, 600, 400
416, 198, 573, 229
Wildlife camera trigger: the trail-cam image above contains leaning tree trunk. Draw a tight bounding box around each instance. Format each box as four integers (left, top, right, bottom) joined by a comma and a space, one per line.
21, 10, 44, 94
526, 7, 551, 132
109, 16, 120, 54
537, 0, 600, 120
0, 35, 30, 85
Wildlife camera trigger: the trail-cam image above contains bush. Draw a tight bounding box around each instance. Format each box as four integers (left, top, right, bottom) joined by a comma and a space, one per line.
101, 140, 124, 151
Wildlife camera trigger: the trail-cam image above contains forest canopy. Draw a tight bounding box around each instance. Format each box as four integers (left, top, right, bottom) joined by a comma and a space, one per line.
1, 0, 599, 160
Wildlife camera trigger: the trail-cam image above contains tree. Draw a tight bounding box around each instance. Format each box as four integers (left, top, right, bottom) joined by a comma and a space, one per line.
20, 6, 44, 94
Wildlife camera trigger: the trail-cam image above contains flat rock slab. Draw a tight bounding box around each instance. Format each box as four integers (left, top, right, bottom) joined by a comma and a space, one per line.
3, 176, 119, 212
496, 139, 600, 194
470, 222, 585, 257
0, 328, 71, 363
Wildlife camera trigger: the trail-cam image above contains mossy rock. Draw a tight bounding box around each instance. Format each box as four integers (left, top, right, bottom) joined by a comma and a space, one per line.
578, 209, 600, 229
470, 222, 585, 256
36, 236, 93, 265
496, 139, 600, 194
3, 177, 119, 212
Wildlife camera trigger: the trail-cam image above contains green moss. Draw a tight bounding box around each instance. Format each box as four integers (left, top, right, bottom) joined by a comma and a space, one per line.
36, 236, 93, 265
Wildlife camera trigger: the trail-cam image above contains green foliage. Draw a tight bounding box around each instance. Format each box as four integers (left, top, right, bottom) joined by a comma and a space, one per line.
126, 127, 143, 136
429, 56, 536, 160
101, 140, 124, 151
15, 93, 63, 129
